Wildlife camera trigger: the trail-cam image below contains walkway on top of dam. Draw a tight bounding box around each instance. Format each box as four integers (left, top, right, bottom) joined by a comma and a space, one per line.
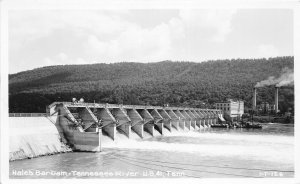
48, 101, 222, 112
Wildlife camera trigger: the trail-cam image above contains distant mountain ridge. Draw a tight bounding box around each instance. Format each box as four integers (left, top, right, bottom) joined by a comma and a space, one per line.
9, 56, 294, 113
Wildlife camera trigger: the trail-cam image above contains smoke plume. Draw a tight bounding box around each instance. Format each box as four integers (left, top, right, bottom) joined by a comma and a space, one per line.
255, 67, 294, 88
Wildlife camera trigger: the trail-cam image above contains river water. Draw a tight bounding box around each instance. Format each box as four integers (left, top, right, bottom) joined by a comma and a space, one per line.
9, 123, 294, 179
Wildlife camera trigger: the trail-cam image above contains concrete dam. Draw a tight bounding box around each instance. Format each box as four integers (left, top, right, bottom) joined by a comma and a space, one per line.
9, 102, 224, 160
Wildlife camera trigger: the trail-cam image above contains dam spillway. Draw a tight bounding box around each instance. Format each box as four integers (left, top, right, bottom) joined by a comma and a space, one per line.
9, 102, 224, 160
46, 102, 224, 152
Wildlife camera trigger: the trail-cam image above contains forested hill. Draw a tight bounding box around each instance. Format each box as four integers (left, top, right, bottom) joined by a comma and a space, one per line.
9, 56, 294, 113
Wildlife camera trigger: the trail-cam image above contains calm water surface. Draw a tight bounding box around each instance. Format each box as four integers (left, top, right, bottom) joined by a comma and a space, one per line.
10, 123, 294, 178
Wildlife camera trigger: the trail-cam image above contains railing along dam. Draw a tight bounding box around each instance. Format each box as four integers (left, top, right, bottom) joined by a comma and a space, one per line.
47, 102, 224, 152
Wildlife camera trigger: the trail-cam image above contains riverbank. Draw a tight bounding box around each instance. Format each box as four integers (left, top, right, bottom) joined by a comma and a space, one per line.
9, 117, 72, 161
242, 115, 294, 124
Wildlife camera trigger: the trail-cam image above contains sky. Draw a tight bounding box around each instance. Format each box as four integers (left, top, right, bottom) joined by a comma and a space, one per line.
8, 9, 293, 74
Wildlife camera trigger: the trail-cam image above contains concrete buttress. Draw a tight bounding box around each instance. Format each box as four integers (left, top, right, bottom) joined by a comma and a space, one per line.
157, 109, 172, 132
150, 109, 164, 135
126, 109, 144, 138
94, 108, 116, 140
110, 108, 132, 138
137, 109, 154, 136
180, 110, 192, 130
165, 110, 179, 130
174, 110, 186, 131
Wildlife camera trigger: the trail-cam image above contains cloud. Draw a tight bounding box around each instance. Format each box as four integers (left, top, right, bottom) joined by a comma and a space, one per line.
258, 44, 279, 58
9, 9, 238, 73
9, 11, 123, 40
44, 52, 95, 66
84, 23, 172, 62
178, 9, 237, 42
82, 9, 237, 61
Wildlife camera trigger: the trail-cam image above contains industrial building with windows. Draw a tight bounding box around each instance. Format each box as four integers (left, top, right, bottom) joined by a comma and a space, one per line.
215, 99, 244, 117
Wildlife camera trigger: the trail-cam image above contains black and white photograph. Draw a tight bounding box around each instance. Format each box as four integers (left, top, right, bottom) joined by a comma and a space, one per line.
0, 0, 299, 183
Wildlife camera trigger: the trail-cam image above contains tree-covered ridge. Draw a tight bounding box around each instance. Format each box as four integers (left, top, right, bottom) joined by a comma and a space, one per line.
9, 56, 294, 113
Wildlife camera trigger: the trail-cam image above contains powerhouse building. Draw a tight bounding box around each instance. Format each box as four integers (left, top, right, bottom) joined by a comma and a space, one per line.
215, 99, 244, 117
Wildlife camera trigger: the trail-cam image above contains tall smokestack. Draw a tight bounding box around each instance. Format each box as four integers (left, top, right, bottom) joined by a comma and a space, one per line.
275, 86, 279, 113
253, 87, 257, 110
